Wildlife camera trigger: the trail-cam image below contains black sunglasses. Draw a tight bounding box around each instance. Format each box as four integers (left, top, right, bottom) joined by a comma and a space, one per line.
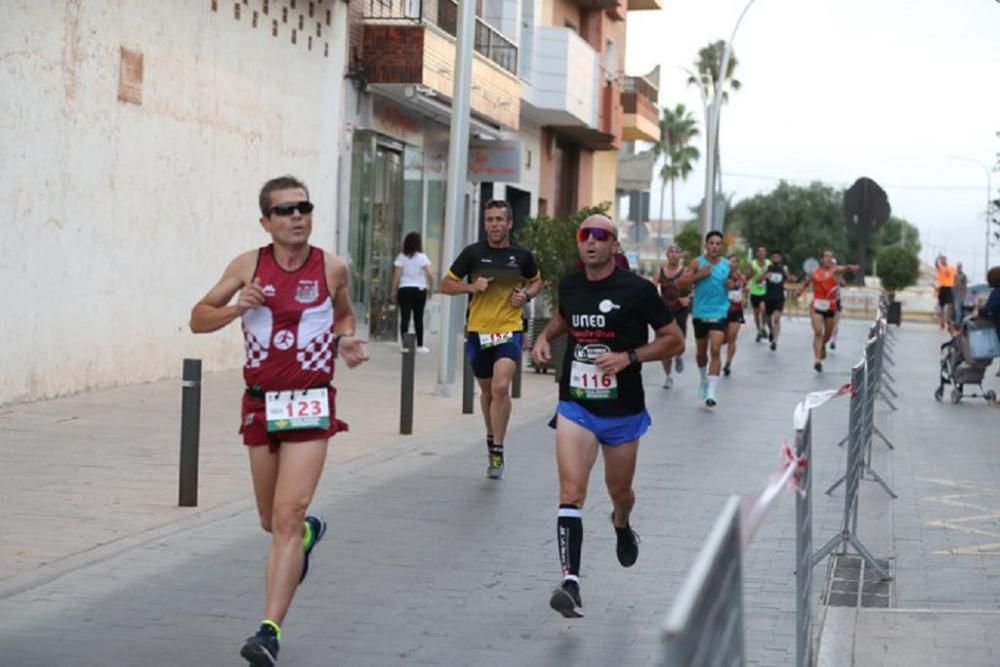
269, 201, 314, 216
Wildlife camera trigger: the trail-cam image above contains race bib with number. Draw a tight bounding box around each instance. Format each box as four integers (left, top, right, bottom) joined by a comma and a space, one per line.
479, 332, 513, 349
728, 290, 743, 303
768, 273, 783, 284
265, 388, 330, 432
569, 360, 617, 400
813, 299, 831, 312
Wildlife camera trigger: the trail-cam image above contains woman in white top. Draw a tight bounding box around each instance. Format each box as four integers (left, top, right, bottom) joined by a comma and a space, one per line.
391, 232, 435, 352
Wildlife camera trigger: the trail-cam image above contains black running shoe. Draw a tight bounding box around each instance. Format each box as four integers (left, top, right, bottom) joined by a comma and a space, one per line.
770, 341, 776, 351
300, 514, 327, 583
241, 624, 279, 666
814, 361, 823, 373
549, 579, 583, 618
723, 364, 731, 377
830, 341, 837, 350
612, 512, 640, 567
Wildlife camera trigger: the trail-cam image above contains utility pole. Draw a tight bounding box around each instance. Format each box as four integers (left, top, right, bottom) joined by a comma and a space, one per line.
435, 0, 476, 396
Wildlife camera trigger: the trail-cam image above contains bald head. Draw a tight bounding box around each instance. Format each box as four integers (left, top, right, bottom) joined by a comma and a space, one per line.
580, 214, 616, 236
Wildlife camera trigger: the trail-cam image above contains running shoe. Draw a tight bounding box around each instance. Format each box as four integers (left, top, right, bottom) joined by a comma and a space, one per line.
830, 341, 836, 350
241, 624, 280, 667
723, 364, 731, 377
487, 446, 505, 480
662, 376, 673, 389
814, 361, 823, 373
768, 330, 774, 343
300, 514, 328, 583
755, 329, 763, 342
611, 512, 640, 567
698, 377, 708, 400
417, 346, 431, 354
706, 396, 717, 408
550, 579, 583, 618
770, 341, 777, 351
674, 357, 684, 373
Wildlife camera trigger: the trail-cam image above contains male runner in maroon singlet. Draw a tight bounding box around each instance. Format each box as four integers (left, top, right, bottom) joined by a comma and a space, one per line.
190, 176, 368, 667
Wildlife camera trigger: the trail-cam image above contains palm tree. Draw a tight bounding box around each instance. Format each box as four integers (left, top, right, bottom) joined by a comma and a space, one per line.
652, 104, 701, 239
687, 40, 741, 196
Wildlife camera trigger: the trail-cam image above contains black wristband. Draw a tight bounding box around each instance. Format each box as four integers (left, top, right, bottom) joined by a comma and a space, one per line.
627, 349, 640, 368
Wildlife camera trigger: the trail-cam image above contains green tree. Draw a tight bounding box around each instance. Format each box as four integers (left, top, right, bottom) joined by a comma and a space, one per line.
652, 104, 700, 238
675, 221, 704, 260
520, 202, 610, 308
876, 246, 920, 293
874, 215, 921, 256
728, 181, 849, 276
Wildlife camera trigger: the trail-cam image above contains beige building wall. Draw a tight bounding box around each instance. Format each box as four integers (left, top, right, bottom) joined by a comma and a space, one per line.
0, 1, 349, 404
592, 150, 618, 217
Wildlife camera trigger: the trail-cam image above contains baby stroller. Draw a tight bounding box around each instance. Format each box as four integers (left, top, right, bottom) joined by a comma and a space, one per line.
935, 318, 1000, 404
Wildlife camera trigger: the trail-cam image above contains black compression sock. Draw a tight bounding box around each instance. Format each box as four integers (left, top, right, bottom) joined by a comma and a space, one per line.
557, 504, 583, 579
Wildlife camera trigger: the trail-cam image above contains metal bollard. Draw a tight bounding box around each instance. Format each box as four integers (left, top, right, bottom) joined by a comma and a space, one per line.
512, 353, 522, 399
179, 358, 202, 507
462, 340, 475, 414
400, 333, 416, 434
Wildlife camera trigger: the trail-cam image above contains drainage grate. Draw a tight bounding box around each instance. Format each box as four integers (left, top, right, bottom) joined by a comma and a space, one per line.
825, 554, 893, 608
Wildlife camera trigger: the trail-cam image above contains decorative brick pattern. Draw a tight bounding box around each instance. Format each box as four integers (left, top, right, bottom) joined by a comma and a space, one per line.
211, 0, 331, 57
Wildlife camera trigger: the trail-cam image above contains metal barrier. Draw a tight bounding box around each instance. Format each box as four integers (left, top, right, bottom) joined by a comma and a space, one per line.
400, 333, 416, 434
178, 358, 201, 507
794, 411, 814, 667
815, 360, 892, 579
664, 496, 746, 666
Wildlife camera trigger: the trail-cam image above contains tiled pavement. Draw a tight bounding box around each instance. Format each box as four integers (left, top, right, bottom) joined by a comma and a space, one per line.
2, 317, 998, 665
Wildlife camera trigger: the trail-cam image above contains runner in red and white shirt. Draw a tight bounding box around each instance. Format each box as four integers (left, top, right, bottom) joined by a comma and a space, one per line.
798, 250, 858, 373
190, 176, 368, 666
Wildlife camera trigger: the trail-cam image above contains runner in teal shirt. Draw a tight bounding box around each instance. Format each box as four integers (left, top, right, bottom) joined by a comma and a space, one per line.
677, 230, 731, 407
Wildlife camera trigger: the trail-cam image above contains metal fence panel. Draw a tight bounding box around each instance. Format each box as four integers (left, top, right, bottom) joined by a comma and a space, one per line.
795, 413, 814, 667
664, 496, 745, 667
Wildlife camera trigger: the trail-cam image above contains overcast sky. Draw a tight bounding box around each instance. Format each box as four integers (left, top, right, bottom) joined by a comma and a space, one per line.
625, 0, 1000, 284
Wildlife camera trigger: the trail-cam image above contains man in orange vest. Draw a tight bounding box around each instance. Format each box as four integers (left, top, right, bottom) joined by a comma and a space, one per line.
935, 255, 957, 330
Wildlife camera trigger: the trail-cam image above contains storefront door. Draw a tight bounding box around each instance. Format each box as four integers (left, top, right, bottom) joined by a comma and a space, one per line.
348, 132, 404, 341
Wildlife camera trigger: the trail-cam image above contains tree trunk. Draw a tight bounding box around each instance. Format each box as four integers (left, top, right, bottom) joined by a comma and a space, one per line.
670, 178, 678, 239
659, 178, 666, 245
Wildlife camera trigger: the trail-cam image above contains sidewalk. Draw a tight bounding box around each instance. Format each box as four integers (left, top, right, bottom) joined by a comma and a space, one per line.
1, 318, 998, 665
0, 339, 557, 584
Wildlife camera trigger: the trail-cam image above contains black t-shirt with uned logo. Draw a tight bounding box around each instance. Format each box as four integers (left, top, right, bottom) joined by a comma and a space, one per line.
557, 268, 673, 416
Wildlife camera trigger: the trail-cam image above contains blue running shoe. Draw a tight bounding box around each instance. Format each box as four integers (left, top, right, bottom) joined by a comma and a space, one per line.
241, 623, 279, 666
300, 514, 327, 583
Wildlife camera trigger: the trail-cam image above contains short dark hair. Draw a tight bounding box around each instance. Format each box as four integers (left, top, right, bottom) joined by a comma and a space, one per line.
705, 230, 723, 242
988, 266, 1000, 288
770, 249, 782, 256
484, 199, 513, 222
259, 176, 309, 216
402, 231, 423, 256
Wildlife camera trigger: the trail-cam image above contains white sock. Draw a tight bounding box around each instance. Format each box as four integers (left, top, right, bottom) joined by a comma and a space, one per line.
699, 366, 708, 380
708, 375, 720, 395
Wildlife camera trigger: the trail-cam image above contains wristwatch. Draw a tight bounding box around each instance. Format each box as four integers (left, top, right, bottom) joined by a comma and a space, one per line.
627, 349, 640, 368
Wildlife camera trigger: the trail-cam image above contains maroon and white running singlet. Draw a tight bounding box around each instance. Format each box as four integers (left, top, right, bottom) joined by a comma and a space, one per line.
242, 245, 337, 391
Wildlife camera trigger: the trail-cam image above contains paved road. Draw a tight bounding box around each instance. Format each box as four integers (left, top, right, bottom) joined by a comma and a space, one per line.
2, 317, 997, 665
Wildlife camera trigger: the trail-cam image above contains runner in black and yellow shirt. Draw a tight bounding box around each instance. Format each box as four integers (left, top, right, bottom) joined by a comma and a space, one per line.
440, 199, 542, 480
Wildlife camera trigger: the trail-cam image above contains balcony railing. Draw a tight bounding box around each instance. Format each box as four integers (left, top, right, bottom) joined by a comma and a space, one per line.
437, 0, 518, 75
622, 75, 658, 104
360, 0, 517, 76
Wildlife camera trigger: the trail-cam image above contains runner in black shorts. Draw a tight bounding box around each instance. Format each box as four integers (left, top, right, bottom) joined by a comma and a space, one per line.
440, 199, 542, 479
531, 214, 684, 618
723, 254, 747, 376
749, 246, 770, 341
652, 244, 690, 388
763, 249, 794, 352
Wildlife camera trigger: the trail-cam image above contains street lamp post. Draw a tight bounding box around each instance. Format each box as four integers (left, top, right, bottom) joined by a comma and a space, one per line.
949, 155, 993, 281
699, 0, 757, 237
